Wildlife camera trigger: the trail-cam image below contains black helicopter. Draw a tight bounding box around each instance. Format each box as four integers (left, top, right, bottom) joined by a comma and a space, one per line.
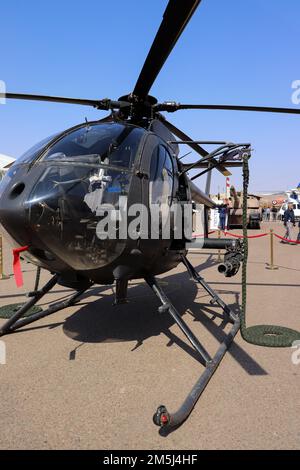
1, 0, 300, 432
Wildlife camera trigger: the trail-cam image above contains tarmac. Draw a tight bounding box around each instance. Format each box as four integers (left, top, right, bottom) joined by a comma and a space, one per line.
0, 221, 299, 450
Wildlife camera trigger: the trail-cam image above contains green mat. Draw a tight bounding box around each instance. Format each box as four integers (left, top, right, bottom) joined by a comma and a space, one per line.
0, 303, 42, 319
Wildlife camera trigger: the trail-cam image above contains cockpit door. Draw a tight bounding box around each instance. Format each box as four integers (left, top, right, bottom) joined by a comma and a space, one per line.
138, 134, 178, 242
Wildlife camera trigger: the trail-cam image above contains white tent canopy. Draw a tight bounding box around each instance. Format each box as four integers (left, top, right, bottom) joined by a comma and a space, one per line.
0, 153, 15, 170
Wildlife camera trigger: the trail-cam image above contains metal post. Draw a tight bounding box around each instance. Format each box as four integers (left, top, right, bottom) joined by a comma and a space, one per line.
266, 229, 278, 270
0, 235, 9, 280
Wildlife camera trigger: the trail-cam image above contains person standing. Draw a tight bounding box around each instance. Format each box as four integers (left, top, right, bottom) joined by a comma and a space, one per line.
283, 203, 296, 243
266, 207, 271, 221
219, 204, 227, 231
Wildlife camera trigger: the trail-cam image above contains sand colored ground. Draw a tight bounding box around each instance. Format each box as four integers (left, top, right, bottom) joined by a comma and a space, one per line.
0, 221, 299, 450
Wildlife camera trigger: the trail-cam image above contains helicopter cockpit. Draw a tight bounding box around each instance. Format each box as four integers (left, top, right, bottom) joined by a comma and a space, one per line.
0, 123, 146, 273
28, 123, 145, 210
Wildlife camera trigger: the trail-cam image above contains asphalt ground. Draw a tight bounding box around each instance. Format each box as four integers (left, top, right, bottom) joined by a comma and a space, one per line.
0, 221, 299, 449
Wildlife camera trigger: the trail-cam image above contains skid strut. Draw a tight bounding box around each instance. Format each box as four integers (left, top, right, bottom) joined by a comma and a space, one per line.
146, 256, 240, 432
182, 255, 238, 324
0, 274, 87, 337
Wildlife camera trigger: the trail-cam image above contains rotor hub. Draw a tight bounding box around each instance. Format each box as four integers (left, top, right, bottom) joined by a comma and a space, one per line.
118, 94, 158, 106
117, 94, 158, 121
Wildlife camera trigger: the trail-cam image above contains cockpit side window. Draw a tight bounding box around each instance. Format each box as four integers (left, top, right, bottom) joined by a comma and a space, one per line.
149, 144, 174, 206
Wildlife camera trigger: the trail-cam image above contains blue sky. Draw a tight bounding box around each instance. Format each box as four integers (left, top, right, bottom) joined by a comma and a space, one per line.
0, 0, 299, 193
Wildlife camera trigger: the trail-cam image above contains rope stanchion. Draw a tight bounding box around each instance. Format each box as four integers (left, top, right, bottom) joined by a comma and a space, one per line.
0, 235, 9, 280
266, 229, 278, 270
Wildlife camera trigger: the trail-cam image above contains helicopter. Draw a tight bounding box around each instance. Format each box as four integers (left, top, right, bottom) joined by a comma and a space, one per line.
0, 0, 300, 432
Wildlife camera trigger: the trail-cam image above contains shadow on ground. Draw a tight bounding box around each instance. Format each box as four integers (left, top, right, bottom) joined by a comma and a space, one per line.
62, 263, 267, 376
3, 256, 267, 376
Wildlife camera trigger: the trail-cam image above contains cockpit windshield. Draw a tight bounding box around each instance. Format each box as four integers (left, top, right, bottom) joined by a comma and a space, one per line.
41, 123, 145, 169
15, 133, 59, 165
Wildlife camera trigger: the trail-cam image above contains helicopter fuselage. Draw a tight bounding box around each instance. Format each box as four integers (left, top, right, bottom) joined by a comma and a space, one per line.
0, 119, 198, 288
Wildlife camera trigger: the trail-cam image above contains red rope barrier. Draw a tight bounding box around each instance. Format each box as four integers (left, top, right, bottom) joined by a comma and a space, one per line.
222, 231, 269, 239
192, 230, 216, 238
274, 233, 300, 244
189, 229, 300, 243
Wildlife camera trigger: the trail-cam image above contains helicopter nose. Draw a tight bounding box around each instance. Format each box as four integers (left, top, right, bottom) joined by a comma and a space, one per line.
0, 161, 129, 272
0, 164, 33, 246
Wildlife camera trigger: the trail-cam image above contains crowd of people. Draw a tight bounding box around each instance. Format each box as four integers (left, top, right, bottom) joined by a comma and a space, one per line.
261, 206, 280, 221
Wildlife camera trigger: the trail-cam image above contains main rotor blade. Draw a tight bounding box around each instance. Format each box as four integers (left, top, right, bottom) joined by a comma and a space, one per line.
1, 93, 125, 110
161, 117, 231, 176
132, 0, 201, 99
157, 103, 300, 115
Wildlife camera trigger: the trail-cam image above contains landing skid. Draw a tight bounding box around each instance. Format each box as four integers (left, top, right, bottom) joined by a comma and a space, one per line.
146, 255, 240, 434
0, 275, 87, 337
0, 261, 240, 434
